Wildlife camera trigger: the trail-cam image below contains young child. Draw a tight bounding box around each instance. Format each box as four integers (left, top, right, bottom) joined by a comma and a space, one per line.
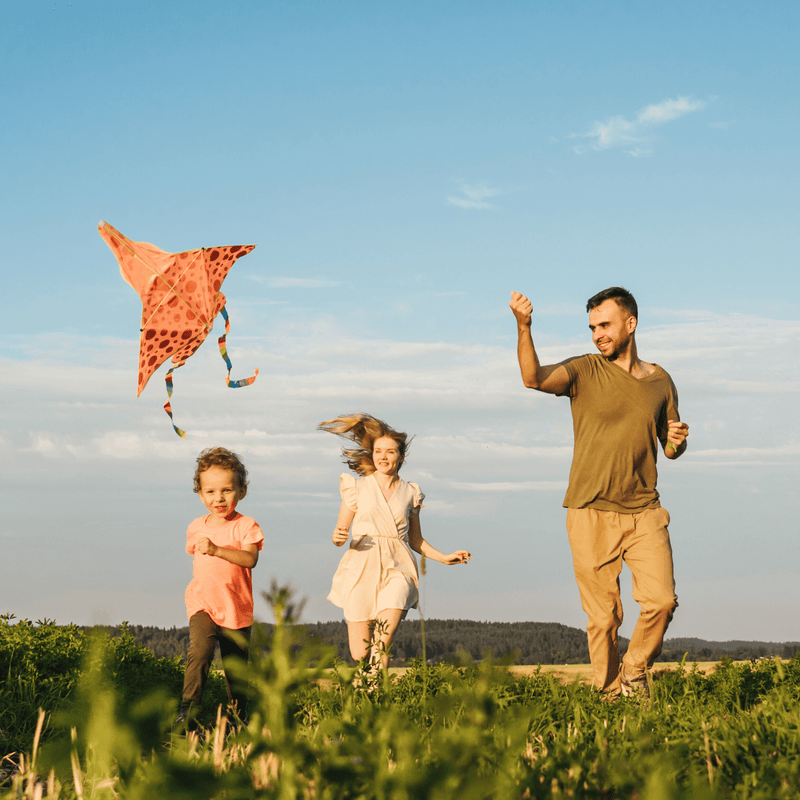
175, 447, 264, 727
318, 413, 471, 671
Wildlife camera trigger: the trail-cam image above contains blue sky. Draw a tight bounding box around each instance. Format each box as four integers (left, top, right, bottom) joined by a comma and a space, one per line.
2, 1, 798, 642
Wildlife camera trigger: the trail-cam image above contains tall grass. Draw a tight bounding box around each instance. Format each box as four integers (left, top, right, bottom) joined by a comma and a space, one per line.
3, 603, 800, 798
0, 614, 227, 757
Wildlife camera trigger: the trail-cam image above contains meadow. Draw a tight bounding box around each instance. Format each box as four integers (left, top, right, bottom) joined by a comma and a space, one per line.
2, 595, 800, 799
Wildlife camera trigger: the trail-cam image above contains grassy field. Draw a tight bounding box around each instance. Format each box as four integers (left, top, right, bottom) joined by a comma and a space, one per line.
309, 661, 721, 692
510, 661, 722, 681
378, 660, 724, 683
3, 608, 800, 799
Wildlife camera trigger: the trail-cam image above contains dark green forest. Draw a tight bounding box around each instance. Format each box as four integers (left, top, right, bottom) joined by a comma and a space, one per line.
92, 620, 800, 666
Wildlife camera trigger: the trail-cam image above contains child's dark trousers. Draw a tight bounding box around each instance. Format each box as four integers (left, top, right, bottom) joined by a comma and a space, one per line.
182, 610, 251, 717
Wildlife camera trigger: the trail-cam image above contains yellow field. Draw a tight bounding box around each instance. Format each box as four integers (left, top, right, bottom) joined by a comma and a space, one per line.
506, 661, 722, 682
308, 661, 726, 691
380, 661, 723, 684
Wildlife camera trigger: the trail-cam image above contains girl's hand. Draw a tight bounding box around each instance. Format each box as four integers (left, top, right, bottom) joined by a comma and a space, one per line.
442, 550, 471, 565
196, 537, 218, 556
332, 526, 350, 547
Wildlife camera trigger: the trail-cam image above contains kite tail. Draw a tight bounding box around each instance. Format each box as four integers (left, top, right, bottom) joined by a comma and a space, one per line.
164, 362, 187, 439
218, 306, 259, 388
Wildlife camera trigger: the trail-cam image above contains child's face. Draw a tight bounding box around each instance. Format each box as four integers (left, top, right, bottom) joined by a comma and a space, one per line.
198, 465, 244, 524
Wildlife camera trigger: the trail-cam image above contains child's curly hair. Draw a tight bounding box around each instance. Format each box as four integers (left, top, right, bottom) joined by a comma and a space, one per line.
317, 413, 412, 476
193, 447, 249, 499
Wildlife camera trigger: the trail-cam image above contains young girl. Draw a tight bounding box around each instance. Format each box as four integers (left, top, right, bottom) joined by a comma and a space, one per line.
176, 447, 264, 727
318, 414, 471, 670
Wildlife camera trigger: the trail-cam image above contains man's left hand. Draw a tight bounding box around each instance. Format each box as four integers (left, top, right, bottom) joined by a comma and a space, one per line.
666, 420, 689, 455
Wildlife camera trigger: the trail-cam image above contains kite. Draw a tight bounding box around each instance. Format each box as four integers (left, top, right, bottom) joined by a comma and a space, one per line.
98, 221, 258, 438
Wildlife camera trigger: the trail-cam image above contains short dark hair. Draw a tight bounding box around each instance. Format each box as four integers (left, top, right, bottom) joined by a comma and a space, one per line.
586, 286, 638, 320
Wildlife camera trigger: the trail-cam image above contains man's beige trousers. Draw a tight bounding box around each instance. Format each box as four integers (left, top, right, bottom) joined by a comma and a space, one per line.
567, 506, 678, 694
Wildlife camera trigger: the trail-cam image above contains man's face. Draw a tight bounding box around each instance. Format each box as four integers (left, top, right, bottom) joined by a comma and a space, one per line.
588, 299, 636, 360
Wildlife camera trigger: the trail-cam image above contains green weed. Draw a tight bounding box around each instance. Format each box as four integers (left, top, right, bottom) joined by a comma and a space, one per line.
3, 602, 800, 799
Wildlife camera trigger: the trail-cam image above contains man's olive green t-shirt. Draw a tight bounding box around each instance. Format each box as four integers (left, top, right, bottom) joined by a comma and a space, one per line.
560, 354, 680, 513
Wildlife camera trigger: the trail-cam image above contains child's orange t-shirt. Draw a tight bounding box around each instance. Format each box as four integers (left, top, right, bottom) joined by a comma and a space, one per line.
184, 513, 264, 629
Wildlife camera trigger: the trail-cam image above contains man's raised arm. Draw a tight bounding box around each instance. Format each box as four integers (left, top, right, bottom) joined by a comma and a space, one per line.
510, 291, 570, 394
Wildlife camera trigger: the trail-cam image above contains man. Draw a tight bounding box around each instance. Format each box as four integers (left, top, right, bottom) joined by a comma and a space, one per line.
509, 286, 689, 696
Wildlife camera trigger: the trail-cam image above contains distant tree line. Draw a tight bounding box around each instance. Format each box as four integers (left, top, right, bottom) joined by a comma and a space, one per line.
295, 619, 591, 665
657, 637, 800, 663
89, 621, 800, 666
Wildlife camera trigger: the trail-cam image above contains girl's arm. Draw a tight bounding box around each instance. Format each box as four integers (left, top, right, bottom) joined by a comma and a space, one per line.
332, 500, 356, 547
196, 539, 259, 568
408, 514, 471, 565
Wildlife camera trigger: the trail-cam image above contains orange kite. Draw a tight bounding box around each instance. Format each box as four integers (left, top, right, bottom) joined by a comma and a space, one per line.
98, 221, 258, 437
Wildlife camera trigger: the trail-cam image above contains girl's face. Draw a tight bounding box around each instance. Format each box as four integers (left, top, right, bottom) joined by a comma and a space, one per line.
373, 436, 402, 477
198, 465, 243, 524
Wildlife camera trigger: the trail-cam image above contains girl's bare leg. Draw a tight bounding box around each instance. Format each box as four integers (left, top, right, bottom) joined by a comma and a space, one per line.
370, 608, 406, 671
347, 620, 375, 662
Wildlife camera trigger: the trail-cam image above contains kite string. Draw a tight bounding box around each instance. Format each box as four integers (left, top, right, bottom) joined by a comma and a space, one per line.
218, 306, 258, 388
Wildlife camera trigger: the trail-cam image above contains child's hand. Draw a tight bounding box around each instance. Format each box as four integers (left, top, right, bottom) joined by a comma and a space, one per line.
196, 537, 218, 556
443, 550, 471, 565
332, 526, 350, 547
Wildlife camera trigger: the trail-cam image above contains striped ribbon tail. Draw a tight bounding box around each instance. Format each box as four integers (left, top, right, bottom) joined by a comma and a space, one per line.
164, 361, 187, 438
218, 306, 258, 388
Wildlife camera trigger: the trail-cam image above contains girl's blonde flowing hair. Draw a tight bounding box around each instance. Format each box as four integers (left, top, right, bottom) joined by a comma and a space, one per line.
317, 413, 412, 476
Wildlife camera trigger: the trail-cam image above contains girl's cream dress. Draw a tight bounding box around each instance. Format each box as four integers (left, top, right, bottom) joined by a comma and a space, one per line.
328, 473, 424, 621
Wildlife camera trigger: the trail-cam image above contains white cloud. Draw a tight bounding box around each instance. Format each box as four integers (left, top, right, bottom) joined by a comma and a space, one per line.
3, 311, 797, 467
28, 433, 57, 454
447, 182, 505, 210
97, 431, 146, 459
246, 276, 341, 289
690, 441, 800, 462
637, 97, 705, 125
444, 479, 567, 493
2, 308, 798, 635
572, 96, 706, 155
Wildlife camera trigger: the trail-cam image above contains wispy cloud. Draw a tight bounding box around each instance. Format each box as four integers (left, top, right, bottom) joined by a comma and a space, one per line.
246, 276, 341, 289
571, 96, 706, 156
443, 479, 567, 493
3, 310, 798, 634
447, 182, 504, 210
